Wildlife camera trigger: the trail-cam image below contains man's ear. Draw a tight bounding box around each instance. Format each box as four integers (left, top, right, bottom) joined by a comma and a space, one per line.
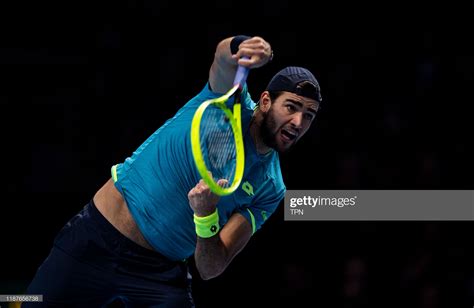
259, 91, 272, 113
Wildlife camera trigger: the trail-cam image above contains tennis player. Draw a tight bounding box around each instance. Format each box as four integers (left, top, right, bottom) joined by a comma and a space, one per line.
24, 35, 322, 307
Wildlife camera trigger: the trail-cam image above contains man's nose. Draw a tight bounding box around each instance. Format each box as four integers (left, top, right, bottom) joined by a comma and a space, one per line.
290, 112, 303, 128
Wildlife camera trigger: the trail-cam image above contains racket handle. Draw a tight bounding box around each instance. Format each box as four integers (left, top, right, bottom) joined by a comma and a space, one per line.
233, 57, 250, 87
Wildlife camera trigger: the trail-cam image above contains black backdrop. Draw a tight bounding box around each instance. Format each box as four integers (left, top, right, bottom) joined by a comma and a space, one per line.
1, 0, 473, 307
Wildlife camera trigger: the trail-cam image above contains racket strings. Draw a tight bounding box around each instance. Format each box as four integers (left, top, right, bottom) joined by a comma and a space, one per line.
200, 106, 237, 187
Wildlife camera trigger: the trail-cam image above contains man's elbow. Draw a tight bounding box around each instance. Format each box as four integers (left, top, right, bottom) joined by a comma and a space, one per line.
199, 272, 218, 281
197, 266, 225, 280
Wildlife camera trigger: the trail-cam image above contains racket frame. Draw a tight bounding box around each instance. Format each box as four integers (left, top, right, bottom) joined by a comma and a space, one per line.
190, 84, 245, 196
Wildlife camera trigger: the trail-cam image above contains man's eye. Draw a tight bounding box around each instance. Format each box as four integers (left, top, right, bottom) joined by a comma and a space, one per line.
304, 114, 314, 121
286, 105, 295, 112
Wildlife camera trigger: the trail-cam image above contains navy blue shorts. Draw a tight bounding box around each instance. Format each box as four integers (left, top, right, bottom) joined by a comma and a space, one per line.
24, 199, 194, 307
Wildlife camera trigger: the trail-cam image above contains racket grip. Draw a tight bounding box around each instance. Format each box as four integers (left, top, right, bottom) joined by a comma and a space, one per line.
233, 57, 250, 87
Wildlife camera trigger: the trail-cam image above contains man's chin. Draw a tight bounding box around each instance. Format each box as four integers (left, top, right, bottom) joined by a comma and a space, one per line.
263, 136, 295, 154
274, 142, 294, 154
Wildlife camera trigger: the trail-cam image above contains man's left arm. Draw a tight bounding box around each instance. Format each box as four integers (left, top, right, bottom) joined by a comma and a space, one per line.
194, 212, 252, 280
188, 179, 253, 280
188, 179, 284, 280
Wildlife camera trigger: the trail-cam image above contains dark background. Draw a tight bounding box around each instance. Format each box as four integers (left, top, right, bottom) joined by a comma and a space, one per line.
1, 0, 474, 307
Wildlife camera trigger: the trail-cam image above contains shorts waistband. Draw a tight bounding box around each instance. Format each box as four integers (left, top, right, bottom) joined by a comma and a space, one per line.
87, 198, 180, 262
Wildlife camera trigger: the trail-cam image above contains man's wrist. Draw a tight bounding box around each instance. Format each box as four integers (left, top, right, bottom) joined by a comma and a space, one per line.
194, 208, 216, 217
194, 209, 220, 238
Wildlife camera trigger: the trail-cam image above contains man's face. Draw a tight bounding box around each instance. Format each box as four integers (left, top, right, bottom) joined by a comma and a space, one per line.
260, 91, 319, 153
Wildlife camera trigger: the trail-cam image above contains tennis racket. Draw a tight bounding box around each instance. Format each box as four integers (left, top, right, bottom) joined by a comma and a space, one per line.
190, 63, 249, 196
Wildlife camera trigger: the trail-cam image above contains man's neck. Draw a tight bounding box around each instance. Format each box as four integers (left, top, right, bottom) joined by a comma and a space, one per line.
249, 116, 272, 155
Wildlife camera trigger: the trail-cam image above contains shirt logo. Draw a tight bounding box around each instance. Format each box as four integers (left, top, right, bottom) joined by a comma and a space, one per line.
242, 181, 254, 196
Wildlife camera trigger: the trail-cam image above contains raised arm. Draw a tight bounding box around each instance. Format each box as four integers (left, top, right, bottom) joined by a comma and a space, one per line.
209, 35, 273, 94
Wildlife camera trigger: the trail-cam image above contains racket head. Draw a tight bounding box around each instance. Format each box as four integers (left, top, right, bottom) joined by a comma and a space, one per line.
191, 85, 245, 196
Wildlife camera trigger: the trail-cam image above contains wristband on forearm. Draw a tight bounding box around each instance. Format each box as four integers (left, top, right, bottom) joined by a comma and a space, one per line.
230, 35, 251, 55
194, 209, 220, 238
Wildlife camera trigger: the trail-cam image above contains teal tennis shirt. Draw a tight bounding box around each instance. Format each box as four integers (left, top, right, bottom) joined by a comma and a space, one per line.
112, 83, 286, 261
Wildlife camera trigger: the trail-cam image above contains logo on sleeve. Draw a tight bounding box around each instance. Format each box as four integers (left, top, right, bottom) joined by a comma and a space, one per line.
242, 181, 254, 196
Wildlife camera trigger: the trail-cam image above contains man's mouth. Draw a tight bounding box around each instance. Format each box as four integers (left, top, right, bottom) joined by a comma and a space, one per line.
281, 128, 298, 142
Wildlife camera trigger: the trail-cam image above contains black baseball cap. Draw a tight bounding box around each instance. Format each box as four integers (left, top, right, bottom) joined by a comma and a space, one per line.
266, 66, 322, 103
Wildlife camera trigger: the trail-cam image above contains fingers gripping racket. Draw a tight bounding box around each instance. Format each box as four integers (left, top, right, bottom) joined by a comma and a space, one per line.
191, 63, 249, 196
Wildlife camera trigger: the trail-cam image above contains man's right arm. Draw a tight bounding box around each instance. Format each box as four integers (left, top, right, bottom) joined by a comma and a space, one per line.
209, 36, 273, 94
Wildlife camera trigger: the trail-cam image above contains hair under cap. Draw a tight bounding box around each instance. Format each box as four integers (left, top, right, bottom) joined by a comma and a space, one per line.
266, 66, 322, 102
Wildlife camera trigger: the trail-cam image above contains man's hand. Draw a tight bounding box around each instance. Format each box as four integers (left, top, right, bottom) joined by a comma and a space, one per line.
188, 178, 227, 217
231, 36, 273, 69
